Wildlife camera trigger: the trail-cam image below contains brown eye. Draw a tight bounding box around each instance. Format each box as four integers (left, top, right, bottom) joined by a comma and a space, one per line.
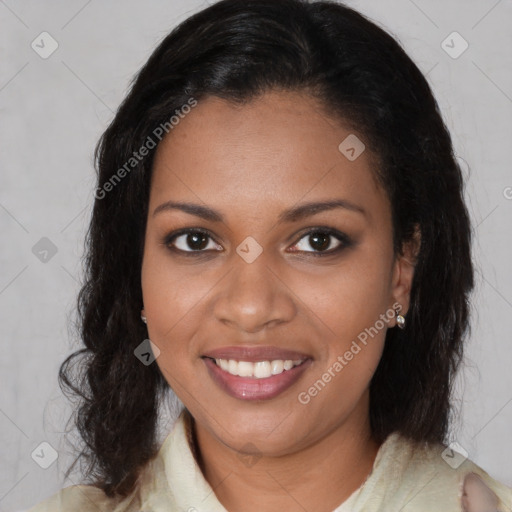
290, 228, 352, 255
165, 229, 222, 253
307, 232, 332, 251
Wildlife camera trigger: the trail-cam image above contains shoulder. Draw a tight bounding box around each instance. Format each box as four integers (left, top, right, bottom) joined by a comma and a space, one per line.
380, 433, 512, 511
25, 415, 189, 512
25, 444, 177, 512
351, 432, 511, 511
26, 484, 141, 512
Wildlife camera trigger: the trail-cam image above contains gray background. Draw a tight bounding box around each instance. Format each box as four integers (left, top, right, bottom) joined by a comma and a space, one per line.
1, 0, 511, 510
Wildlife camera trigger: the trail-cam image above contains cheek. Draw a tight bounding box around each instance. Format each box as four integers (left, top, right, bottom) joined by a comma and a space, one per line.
141, 248, 209, 361
290, 247, 392, 399
291, 245, 393, 347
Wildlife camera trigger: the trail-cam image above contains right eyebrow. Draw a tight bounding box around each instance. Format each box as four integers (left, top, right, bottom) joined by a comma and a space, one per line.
152, 201, 224, 222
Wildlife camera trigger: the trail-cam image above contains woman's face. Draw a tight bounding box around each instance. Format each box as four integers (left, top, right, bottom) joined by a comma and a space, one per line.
141, 90, 416, 455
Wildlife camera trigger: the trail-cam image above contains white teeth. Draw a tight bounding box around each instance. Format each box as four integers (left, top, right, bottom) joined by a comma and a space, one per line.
238, 361, 254, 377
254, 361, 271, 378
271, 360, 284, 375
228, 359, 238, 375
213, 358, 303, 378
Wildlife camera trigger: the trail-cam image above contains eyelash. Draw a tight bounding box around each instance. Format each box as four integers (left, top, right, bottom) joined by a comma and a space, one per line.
162, 226, 353, 258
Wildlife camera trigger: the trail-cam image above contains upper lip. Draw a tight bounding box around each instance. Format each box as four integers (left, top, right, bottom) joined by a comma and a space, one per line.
202, 345, 312, 362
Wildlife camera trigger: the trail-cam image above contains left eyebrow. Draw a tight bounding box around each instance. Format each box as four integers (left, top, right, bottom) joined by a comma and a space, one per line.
277, 199, 367, 223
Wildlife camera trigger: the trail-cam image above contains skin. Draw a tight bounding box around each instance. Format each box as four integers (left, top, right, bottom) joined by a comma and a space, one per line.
141, 90, 419, 512
461, 473, 500, 512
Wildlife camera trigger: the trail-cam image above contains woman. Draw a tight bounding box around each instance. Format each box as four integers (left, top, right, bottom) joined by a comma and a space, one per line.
29, 0, 511, 511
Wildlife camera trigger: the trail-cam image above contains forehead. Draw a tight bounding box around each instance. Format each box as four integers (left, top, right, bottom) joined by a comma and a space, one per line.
149, 90, 388, 222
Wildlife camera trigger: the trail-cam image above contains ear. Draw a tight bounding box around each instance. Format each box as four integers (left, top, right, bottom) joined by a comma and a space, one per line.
390, 224, 421, 325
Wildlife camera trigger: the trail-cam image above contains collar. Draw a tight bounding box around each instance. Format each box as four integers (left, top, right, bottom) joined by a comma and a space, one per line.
158, 411, 510, 512
162, 409, 228, 511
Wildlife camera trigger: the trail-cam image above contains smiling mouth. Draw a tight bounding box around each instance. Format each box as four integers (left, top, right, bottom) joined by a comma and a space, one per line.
203, 356, 306, 379
202, 355, 312, 401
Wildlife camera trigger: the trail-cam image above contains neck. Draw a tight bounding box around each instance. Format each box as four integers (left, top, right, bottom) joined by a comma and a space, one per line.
188, 397, 381, 512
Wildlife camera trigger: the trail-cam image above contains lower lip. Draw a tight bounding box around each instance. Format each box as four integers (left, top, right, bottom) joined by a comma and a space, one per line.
203, 358, 312, 401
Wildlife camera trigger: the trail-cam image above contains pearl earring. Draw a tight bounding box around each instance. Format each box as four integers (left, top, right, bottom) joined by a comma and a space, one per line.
141, 310, 147, 324
395, 306, 405, 329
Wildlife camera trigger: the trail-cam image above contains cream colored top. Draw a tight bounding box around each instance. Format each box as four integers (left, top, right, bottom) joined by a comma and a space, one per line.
28, 411, 512, 512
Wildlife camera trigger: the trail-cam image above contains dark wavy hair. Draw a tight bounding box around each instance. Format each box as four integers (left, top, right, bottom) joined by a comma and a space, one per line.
59, 0, 474, 498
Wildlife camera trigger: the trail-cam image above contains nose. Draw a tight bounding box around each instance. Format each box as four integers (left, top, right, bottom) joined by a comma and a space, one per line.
212, 251, 296, 334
